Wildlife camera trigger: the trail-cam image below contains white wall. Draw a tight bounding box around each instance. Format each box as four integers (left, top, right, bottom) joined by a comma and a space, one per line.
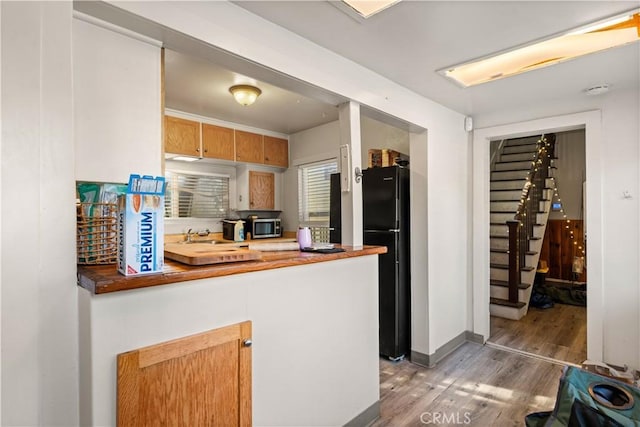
100, 0, 472, 357
284, 120, 341, 232
360, 116, 410, 167
474, 88, 640, 369
409, 131, 430, 353
1, 2, 78, 425
73, 15, 162, 183
550, 129, 586, 220
600, 90, 640, 368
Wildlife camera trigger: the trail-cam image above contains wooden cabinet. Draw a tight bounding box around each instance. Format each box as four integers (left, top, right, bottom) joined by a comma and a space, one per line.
263, 136, 288, 168
163, 115, 289, 168
117, 321, 252, 427
164, 116, 200, 156
249, 171, 275, 210
235, 131, 263, 164
202, 123, 235, 161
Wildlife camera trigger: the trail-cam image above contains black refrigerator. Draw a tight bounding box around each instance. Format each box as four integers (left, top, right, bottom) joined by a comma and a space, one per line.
329, 173, 342, 244
329, 166, 411, 360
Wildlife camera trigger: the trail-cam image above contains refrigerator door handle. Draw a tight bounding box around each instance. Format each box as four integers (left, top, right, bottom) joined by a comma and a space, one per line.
364, 229, 400, 233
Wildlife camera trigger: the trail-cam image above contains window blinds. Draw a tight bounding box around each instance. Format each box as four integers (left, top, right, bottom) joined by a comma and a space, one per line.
298, 159, 337, 225
164, 170, 230, 218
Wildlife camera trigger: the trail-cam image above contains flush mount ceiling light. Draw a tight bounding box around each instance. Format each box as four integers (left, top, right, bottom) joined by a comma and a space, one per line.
229, 85, 262, 106
341, 0, 401, 19
439, 10, 640, 87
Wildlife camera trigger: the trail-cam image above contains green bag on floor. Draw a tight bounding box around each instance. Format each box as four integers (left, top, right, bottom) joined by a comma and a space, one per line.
525, 366, 640, 426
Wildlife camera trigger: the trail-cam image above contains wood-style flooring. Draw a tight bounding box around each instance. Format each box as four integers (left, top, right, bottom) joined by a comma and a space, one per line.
489, 303, 587, 365
372, 342, 564, 427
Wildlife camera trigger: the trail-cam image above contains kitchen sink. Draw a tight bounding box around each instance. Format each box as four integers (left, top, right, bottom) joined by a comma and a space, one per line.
179, 239, 228, 245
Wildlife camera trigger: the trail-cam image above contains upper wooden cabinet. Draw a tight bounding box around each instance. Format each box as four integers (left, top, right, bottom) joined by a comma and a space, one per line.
164, 116, 200, 156
235, 131, 263, 164
202, 123, 235, 161
249, 171, 275, 210
263, 136, 289, 168
117, 321, 252, 427
163, 115, 288, 168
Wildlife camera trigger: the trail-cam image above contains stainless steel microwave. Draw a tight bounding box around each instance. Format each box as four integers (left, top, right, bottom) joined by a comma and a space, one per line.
248, 218, 282, 239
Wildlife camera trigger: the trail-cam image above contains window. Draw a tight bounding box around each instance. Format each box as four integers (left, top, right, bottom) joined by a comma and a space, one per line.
164, 170, 230, 218
298, 159, 337, 226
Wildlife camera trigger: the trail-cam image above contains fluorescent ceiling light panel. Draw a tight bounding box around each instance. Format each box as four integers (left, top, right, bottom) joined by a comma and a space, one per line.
440, 11, 640, 87
342, 0, 401, 18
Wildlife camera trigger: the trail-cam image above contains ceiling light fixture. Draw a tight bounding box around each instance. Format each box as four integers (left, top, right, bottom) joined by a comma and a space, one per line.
229, 84, 262, 106
342, 0, 401, 19
439, 10, 640, 87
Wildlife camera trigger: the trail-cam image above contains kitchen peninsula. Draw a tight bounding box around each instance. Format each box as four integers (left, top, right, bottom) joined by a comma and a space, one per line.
77, 245, 385, 426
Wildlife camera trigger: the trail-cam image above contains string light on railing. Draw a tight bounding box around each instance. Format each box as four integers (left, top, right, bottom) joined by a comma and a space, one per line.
548, 171, 587, 259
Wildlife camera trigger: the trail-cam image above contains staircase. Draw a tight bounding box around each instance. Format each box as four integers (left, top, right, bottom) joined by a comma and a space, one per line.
489, 135, 555, 320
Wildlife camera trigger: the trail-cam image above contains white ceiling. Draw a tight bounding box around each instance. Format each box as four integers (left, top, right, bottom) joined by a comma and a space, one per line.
94, 1, 640, 135
233, 1, 640, 116
164, 49, 340, 134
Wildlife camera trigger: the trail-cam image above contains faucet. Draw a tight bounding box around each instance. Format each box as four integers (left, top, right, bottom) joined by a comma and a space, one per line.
185, 228, 211, 243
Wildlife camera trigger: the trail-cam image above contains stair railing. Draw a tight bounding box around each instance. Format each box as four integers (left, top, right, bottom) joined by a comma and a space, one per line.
506, 134, 554, 303
490, 139, 507, 171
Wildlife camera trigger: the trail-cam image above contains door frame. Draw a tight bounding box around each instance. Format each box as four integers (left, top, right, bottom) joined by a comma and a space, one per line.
472, 110, 603, 362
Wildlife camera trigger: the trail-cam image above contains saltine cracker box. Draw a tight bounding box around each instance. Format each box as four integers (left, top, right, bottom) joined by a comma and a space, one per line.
117, 174, 166, 276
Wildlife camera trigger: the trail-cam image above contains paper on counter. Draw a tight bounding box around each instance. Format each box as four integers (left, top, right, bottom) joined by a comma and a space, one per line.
248, 242, 301, 251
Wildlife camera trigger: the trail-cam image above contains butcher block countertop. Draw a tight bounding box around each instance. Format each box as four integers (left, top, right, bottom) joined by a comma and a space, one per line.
77, 245, 387, 295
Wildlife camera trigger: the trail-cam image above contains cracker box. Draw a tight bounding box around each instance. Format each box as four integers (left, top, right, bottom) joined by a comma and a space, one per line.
117, 174, 165, 276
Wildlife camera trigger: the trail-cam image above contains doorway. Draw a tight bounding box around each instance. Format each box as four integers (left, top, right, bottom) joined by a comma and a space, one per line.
472, 110, 603, 364
487, 129, 587, 365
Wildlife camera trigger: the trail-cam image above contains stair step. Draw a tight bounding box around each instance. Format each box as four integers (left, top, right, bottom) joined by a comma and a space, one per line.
490, 212, 517, 223
489, 222, 544, 227
491, 180, 527, 190
490, 197, 521, 202
501, 152, 537, 162
490, 250, 538, 265
505, 136, 541, 146
492, 167, 531, 172
494, 161, 534, 171
490, 263, 535, 272
490, 201, 520, 211
490, 280, 531, 290
490, 223, 546, 234
502, 144, 538, 154
491, 170, 529, 180
490, 248, 537, 255
490, 297, 526, 309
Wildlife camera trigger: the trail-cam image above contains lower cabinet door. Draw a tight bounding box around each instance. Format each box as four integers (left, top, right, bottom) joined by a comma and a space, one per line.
117, 321, 252, 426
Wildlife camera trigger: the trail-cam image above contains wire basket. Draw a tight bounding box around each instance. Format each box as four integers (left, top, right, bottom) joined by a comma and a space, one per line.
77, 202, 118, 264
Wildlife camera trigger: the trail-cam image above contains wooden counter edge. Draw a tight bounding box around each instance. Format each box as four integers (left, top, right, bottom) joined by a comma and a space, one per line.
77, 245, 387, 295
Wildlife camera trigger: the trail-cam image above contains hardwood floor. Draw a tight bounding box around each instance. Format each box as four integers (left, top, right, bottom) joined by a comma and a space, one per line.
372, 342, 565, 426
489, 303, 587, 365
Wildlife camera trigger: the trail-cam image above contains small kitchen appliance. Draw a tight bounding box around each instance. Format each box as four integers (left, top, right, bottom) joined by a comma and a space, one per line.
246, 218, 282, 239
222, 220, 245, 241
